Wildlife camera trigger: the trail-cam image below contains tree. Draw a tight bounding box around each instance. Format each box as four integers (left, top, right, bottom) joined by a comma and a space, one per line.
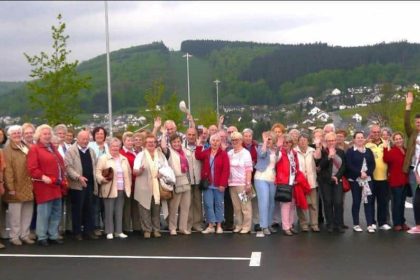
367, 83, 394, 127
142, 79, 165, 121
24, 14, 91, 125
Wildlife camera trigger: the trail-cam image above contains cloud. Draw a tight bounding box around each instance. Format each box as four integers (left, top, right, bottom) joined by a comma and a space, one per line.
1, 1, 420, 81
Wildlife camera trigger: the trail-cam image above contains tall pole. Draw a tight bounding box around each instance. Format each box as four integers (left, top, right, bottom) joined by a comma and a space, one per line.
104, 1, 113, 137
214, 79, 220, 120
183, 53, 192, 112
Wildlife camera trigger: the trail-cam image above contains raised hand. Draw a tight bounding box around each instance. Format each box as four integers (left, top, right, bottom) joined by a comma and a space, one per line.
406, 91, 414, 108
154, 116, 162, 129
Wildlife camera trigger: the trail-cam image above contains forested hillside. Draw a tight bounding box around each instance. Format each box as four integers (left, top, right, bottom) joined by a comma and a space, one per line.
1, 40, 420, 117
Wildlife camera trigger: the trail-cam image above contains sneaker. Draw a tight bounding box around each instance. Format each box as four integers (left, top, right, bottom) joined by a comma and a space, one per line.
371, 224, 377, 230
170, 230, 177, 236
367, 226, 376, 233
144, 232, 151, 239
192, 226, 204, 232
239, 229, 250, 234
216, 227, 223, 234
153, 231, 161, 238
106, 233, 114, 240
256, 231, 265, 237
311, 226, 320, 232
407, 227, 420, 234
268, 226, 278, 233
10, 239, 22, 246
353, 225, 363, 232
262, 228, 271, 235
22, 237, 35, 244
254, 224, 262, 232
115, 233, 128, 239
379, 224, 391, 230
179, 230, 191, 235
202, 226, 215, 234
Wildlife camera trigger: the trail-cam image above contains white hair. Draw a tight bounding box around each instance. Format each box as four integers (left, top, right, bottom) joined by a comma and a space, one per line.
7, 125, 22, 136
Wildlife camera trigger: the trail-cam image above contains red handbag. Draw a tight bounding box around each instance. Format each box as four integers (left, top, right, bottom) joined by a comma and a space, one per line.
342, 176, 351, 193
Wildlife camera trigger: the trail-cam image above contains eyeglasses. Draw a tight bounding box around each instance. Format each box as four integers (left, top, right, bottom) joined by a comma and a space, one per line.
231, 139, 240, 142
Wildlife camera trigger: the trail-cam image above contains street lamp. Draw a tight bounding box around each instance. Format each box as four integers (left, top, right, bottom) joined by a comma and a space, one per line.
214, 79, 221, 119
104, 1, 113, 136
183, 53, 192, 112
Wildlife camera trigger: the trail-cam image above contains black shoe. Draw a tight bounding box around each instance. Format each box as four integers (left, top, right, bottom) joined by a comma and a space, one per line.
271, 223, 280, 228
74, 234, 83, 241
85, 233, 99, 240
342, 224, 349, 229
254, 224, 262, 232
49, 239, 64, 245
37, 239, 49, 247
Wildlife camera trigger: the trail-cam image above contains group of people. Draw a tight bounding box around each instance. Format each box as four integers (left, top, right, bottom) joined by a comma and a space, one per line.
0, 91, 420, 249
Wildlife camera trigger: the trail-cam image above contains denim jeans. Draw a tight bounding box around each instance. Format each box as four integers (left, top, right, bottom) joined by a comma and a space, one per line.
350, 181, 374, 226
203, 187, 224, 224
391, 186, 406, 226
254, 179, 276, 228
36, 198, 62, 241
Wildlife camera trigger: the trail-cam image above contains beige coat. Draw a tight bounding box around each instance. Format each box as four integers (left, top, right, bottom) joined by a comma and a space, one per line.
184, 145, 201, 185
64, 143, 98, 193
3, 141, 34, 203
134, 149, 169, 209
95, 154, 132, 198
295, 146, 318, 189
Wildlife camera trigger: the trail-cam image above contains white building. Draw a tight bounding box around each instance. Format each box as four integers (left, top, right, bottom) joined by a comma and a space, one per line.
331, 88, 341, 95
308, 106, 321, 116
352, 113, 362, 123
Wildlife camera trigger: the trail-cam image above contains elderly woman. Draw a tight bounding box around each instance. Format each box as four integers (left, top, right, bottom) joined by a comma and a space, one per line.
275, 134, 310, 236
195, 133, 230, 234
3, 126, 35, 246
95, 137, 132, 240
133, 132, 145, 154
120, 131, 141, 234
22, 123, 36, 146
295, 134, 320, 232
133, 133, 169, 239
161, 133, 192, 235
227, 132, 253, 234
315, 132, 346, 233
383, 132, 409, 231
346, 131, 376, 233
0, 146, 5, 248
0, 128, 7, 148
27, 124, 66, 246
271, 123, 286, 228
254, 131, 279, 236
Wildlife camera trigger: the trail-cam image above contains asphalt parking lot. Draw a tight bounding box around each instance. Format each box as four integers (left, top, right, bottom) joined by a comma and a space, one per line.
0, 196, 419, 280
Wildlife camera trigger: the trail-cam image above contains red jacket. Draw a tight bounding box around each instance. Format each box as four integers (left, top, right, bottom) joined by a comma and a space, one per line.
294, 172, 311, 209
195, 146, 230, 187
27, 142, 65, 204
243, 141, 258, 166
383, 146, 409, 188
275, 148, 300, 185
120, 147, 137, 185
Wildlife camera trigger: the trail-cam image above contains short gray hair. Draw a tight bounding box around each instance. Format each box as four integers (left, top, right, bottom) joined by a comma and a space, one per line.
242, 128, 253, 136
34, 124, 53, 142
7, 125, 22, 136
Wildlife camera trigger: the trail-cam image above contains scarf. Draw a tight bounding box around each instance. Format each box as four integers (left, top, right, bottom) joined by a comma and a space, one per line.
144, 149, 160, 205
357, 157, 372, 203
173, 147, 189, 173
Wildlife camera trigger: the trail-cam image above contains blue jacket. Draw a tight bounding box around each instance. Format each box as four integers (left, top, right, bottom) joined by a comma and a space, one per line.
255, 144, 279, 172
345, 147, 376, 180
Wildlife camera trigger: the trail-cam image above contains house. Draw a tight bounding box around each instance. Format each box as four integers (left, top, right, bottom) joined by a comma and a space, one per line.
355, 103, 368, 107
413, 84, 420, 91
331, 88, 341, 96
339, 105, 347, 110
371, 95, 381, 103
308, 106, 321, 116
316, 112, 330, 122
352, 113, 362, 123
302, 119, 314, 125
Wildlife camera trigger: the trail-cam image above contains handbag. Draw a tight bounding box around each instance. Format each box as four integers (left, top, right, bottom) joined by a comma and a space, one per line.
200, 153, 217, 191
275, 184, 293, 202
100, 167, 114, 198
159, 178, 173, 200
342, 176, 351, 193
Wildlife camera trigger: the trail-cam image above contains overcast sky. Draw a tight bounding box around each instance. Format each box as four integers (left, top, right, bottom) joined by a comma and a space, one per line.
1, 1, 420, 81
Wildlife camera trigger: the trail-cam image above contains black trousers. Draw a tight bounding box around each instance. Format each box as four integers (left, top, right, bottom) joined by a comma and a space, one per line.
372, 180, 390, 226
319, 180, 343, 228
223, 188, 234, 228
70, 185, 95, 235
414, 187, 420, 225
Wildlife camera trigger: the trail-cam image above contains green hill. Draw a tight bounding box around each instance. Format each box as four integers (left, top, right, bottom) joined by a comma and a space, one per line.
1, 40, 420, 117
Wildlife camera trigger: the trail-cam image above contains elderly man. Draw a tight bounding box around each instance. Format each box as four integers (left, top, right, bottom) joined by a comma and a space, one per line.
64, 130, 98, 241
184, 127, 204, 231
365, 124, 391, 231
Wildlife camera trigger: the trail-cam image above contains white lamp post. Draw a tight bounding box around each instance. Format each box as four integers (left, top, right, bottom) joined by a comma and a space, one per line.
104, 1, 113, 136
183, 53, 192, 112
214, 79, 220, 119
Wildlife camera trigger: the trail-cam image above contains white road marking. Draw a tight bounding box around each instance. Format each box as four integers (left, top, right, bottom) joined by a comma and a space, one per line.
249, 252, 261, 267
0, 253, 262, 266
